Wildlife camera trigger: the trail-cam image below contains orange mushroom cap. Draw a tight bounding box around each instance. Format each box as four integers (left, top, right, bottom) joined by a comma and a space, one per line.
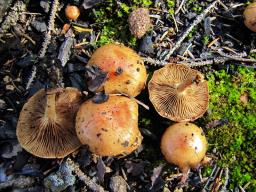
244, 2, 256, 32
87, 44, 147, 97
76, 95, 142, 156
65, 5, 80, 21
16, 87, 82, 158
148, 64, 209, 122
161, 122, 208, 173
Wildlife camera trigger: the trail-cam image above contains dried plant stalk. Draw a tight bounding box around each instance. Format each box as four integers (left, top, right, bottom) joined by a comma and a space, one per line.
39, 0, 59, 58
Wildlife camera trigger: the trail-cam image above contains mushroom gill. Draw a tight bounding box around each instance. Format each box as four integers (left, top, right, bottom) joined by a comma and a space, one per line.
148, 64, 209, 122
16, 87, 82, 158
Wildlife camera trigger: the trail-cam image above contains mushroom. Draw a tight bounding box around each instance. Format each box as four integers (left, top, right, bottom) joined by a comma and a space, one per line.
65, 5, 80, 21
87, 44, 147, 97
161, 122, 208, 180
128, 8, 151, 39
244, 2, 256, 32
148, 64, 209, 122
76, 95, 142, 156
16, 87, 82, 158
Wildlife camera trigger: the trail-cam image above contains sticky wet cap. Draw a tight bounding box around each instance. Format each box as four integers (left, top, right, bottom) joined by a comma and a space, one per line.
76, 95, 142, 156
88, 44, 147, 97
161, 122, 208, 173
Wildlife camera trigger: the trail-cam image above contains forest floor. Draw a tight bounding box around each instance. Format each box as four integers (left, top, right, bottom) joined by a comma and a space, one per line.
0, 0, 256, 191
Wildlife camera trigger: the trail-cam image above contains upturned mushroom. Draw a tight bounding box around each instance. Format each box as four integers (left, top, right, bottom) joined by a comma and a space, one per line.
87, 44, 147, 97
148, 64, 209, 122
161, 122, 208, 180
76, 95, 142, 156
16, 87, 82, 158
244, 2, 256, 32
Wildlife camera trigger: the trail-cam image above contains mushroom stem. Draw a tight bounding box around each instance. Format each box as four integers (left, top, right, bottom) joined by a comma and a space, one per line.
45, 93, 57, 121
177, 79, 194, 93
177, 74, 203, 93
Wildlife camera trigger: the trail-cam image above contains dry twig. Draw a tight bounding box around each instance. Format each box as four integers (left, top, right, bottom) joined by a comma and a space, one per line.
163, 0, 219, 61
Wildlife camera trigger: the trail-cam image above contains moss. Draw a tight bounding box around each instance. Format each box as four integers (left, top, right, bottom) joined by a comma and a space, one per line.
187, 27, 197, 39
202, 65, 256, 191
89, 0, 140, 47
202, 35, 210, 45
167, 0, 175, 15
187, 0, 203, 13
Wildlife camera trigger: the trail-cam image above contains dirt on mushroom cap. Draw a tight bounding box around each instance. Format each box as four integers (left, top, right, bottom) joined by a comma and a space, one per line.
76, 95, 142, 157
16, 87, 82, 158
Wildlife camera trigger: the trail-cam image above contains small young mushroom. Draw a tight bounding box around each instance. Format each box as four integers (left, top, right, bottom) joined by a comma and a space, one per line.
128, 8, 151, 39
161, 122, 208, 181
16, 87, 82, 158
87, 44, 147, 97
148, 64, 209, 122
244, 2, 256, 32
76, 95, 142, 156
65, 5, 80, 21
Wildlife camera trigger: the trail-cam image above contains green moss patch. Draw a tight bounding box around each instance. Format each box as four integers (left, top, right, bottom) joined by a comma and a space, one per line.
203, 65, 256, 190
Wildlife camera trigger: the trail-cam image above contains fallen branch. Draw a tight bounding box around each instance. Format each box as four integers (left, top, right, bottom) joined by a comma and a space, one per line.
163, 0, 219, 61
143, 57, 168, 66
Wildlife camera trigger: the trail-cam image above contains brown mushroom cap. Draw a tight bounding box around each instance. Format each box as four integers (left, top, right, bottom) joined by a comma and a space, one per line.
161, 122, 208, 173
16, 87, 82, 158
76, 95, 142, 156
88, 44, 147, 97
148, 64, 209, 122
244, 2, 256, 32
128, 8, 151, 39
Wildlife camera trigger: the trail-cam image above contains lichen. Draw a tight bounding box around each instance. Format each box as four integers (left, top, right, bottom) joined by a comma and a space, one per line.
44, 162, 75, 192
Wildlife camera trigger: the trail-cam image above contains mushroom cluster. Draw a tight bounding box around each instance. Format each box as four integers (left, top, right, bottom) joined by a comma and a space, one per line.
17, 44, 146, 159
148, 63, 209, 181
76, 43, 147, 156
